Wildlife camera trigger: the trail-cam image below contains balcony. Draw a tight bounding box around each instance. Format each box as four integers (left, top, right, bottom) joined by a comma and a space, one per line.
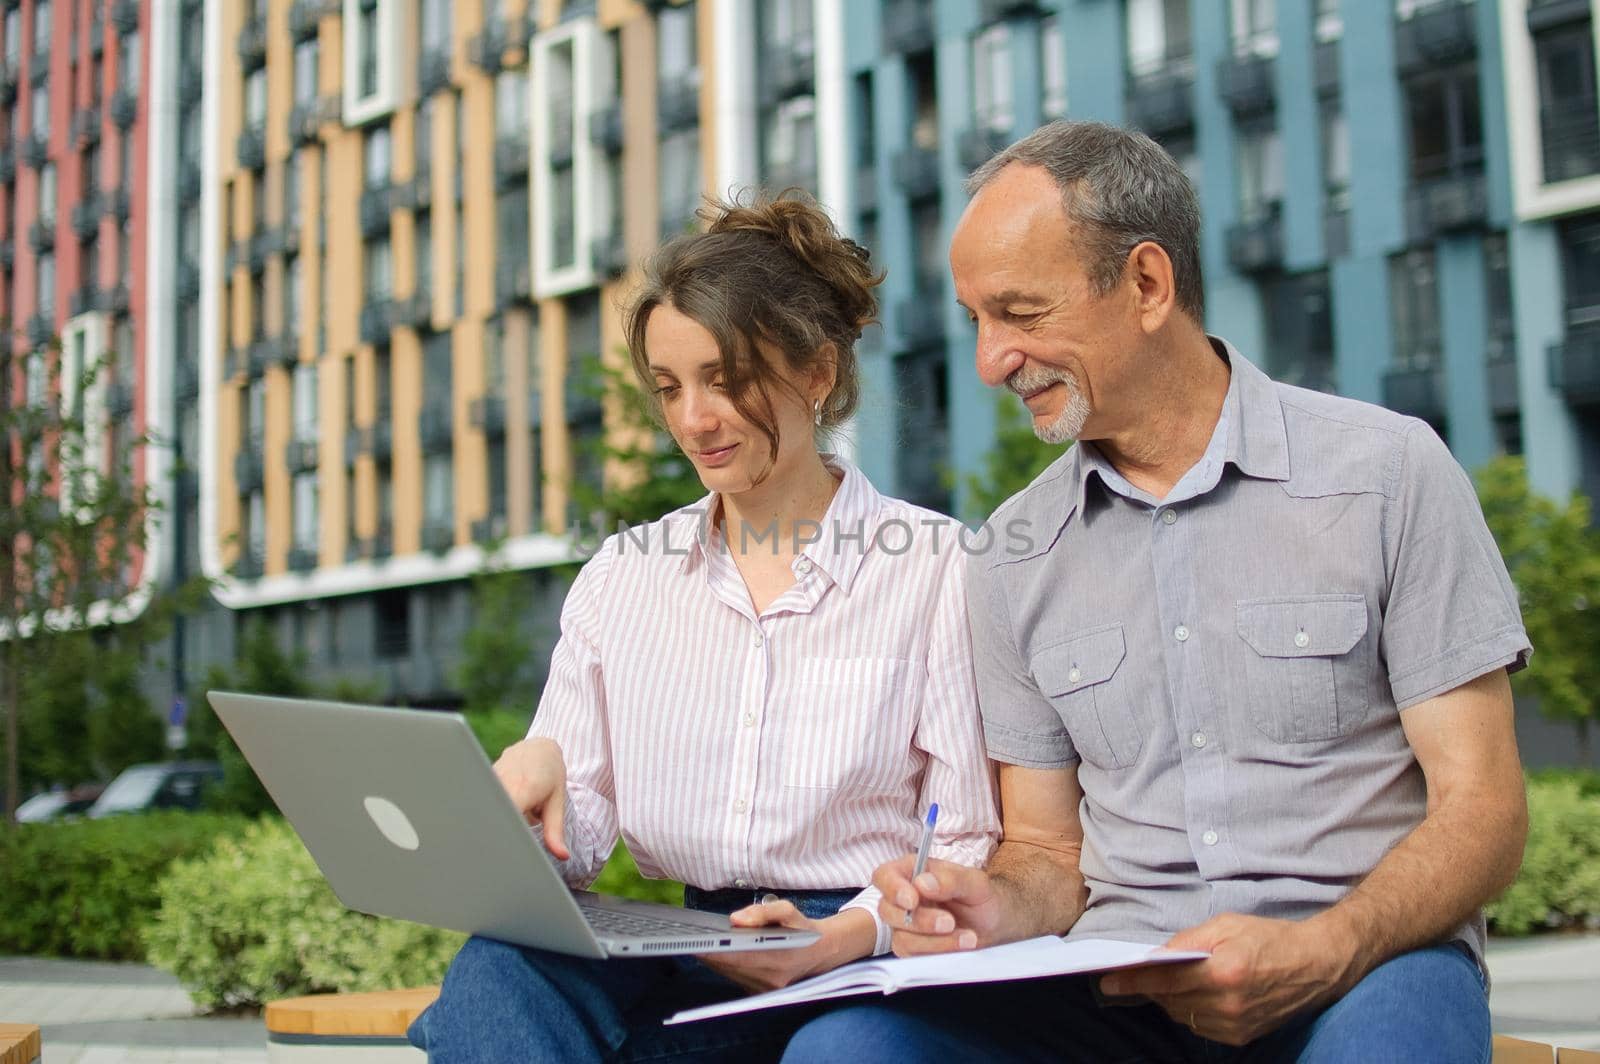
102, 187, 130, 221
882, 0, 936, 54
20, 132, 48, 169
285, 437, 319, 473
268, 334, 299, 370
392, 291, 431, 330
421, 521, 455, 555
289, 101, 322, 145
396, 168, 432, 211
232, 551, 265, 580
1393, 0, 1477, 75
1541, 97, 1600, 184
1406, 171, 1487, 241
236, 125, 265, 170
1217, 53, 1274, 115
111, 87, 139, 129
111, 0, 140, 33
495, 258, 533, 308
1125, 65, 1196, 136
234, 448, 265, 493
978, 0, 1043, 21
418, 46, 451, 97
589, 102, 624, 155
88, 15, 104, 55
471, 514, 509, 544
856, 165, 878, 215
469, 18, 508, 74
0, 61, 15, 105
1550, 327, 1600, 405
1382, 364, 1447, 423
175, 358, 199, 401
892, 146, 941, 201
895, 286, 946, 350
359, 184, 393, 235
1487, 351, 1520, 416
71, 198, 101, 239
69, 283, 101, 316
760, 42, 814, 106
289, 0, 337, 40
1314, 40, 1340, 97
1225, 206, 1284, 274
237, 15, 268, 70
658, 74, 700, 133
244, 338, 273, 378
495, 133, 531, 185
0, 239, 12, 268
957, 125, 1010, 171
287, 545, 319, 573
419, 404, 454, 452
592, 232, 628, 278
28, 217, 54, 253
71, 106, 101, 147
359, 299, 395, 344
0, 149, 13, 183
470, 395, 506, 435
178, 58, 203, 106
27, 314, 52, 347
177, 159, 202, 202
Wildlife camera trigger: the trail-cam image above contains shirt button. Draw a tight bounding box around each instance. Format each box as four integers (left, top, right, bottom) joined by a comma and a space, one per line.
1294, 630, 1310, 648
1067, 666, 1082, 684
734, 878, 749, 888
1161, 509, 1177, 525
1202, 830, 1219, 846
796, 558, 812, 574
743, 713, 756, 727
734, 798, 748, 813
1190, 731, 1207, 749
1174, 625, 1190, 642
753, 633, 764, 648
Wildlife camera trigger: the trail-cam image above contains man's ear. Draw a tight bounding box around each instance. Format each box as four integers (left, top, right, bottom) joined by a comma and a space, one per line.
1127, 242, 1177, 335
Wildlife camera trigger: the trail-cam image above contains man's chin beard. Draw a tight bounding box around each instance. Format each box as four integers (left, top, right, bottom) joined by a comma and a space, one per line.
1029, 387, 1091, 445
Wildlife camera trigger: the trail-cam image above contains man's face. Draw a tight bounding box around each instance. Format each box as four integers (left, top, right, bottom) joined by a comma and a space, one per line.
950, 164, 1142, 444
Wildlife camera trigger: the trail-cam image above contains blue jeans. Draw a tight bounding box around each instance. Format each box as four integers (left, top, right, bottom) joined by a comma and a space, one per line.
408, 887, 860, 1063
780, 942, 1488, 1064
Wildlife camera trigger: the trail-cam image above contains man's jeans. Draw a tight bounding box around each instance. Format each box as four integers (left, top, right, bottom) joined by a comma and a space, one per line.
407, 888, 858, 1063
779, 942, 1489, 1064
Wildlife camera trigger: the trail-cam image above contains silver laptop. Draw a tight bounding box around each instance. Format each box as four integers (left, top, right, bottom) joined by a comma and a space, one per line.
207, 691, 820, 958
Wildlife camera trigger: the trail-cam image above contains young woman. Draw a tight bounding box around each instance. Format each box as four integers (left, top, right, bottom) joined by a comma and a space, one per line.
409, 194, 998, 1063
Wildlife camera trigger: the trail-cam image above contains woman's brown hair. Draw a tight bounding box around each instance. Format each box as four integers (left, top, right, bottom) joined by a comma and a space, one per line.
622, 190, 884, 474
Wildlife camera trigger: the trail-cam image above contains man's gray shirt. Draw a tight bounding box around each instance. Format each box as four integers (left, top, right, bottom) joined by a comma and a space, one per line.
971, 339, 1531, 963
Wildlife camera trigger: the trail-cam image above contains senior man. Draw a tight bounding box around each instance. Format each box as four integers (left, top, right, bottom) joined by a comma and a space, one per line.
781, 121, 1530, 1063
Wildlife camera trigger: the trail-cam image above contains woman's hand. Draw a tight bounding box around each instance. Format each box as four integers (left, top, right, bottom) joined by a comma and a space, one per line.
697, 901, 877, 994
492, 738, 570, 859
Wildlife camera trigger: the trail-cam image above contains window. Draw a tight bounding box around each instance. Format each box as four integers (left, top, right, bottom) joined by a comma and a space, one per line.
120, 30, 139, 94
1236, 123, 1283, 220
293, 473, 319, 552
1560, 215, 1600, 329
374, 343, 392, 415
423, 453, 452, 522
294, 40, 318, 106
415, 96, 434, 170
1536, 24, 1600, 184
1389, 248, 1442, 369
1315, 0, 1342, 42
1484, 232, 1514, 362
659, 0, 697, 81
762, 96, 816, 187
495, 189, 527, 266
245, 67, 267, 128
286, 254, 302, 332
358, 3, 380, 99
415, 210, 432, 292
1126, 0, 1191, 78
1229, 0, 1277, 59
250, 272, 266, 337
246, 491, 266, 558
84, 144, 101, 197
32, 0, 48, 56
1264, 271, 1335, 390
762, 0, 813, 55
36, 250, 53, 314
1406, 66, 1483, 181
495, 67, 529, 140
38, 161, 55, 222
31, 77, 48, 139
4, 10, 18, 67
293, 361, 318, 440
1321, 104, 1350, 212
365, 124, 391, 186
1040, 16, 1067, 121
246, 377, 267, 445
658, 128, 700, 232
972, 25, 1012, 132
285, 153, 302, 228
365, 238, 392, 300
421, 0, 450, 49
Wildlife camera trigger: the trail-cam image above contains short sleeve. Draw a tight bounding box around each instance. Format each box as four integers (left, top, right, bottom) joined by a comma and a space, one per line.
968, 548, 1079, 768
1381, 422, 1532, 709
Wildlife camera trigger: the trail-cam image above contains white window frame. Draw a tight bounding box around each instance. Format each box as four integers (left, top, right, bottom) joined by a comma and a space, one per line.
531, 16, 601, 297
343, 0, 403, 125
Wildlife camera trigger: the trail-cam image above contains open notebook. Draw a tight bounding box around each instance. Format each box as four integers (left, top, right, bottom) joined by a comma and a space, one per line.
666, 936, 1209, 1025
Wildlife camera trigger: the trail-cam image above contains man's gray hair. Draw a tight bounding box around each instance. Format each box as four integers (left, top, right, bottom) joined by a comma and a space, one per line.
967, 121, 1205, 322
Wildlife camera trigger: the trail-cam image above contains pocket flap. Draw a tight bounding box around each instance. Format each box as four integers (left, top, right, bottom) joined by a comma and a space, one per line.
1033, 625, 1127, 695
1236, 596, 1367, 658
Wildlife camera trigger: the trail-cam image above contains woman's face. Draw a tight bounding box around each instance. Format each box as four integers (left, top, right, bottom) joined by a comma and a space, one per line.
643, 304, 822, 498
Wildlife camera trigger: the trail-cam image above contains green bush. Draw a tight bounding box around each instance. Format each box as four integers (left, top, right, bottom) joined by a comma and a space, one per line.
0, 813, 249, 960
593, 843, 683, 906
1487, 773, 1600, 934
143, 818, 465, 1009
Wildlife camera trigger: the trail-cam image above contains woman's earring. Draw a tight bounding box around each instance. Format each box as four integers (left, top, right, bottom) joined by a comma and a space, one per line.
813, 399, 823, 425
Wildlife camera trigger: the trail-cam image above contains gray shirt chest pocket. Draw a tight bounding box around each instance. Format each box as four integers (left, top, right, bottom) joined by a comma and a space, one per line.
1032, 624, 1143, 770
1235, 595, 1372, 743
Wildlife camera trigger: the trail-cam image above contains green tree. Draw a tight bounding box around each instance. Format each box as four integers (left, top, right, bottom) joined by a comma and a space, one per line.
454, 560, 536, 719
962, 392, 1071, 523
570, 362, 707, 531
1476, 455, 1600, 764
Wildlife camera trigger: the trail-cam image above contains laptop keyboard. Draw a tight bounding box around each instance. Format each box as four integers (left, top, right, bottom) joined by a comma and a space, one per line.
577, 901, 728, 939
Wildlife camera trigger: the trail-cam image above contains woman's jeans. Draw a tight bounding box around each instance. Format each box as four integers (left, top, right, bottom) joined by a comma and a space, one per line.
407, 886, 859, 1063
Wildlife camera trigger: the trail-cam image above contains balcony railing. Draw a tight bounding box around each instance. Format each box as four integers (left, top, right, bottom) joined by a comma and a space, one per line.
396, 168, 432, 211
957, 125, 1010, 171
419, 404, 454, 452
234, 447, 265, 493
469, 17, 507, 74
19, 132, 48, 169
237, 14, 267, 69
26, 314, 52, 347
360, 298, 395, 344
1225, 206, 1285, 274
233, 550, 265, 580
1382, 364, 1447, 423
589, 102, 624, 155
359, 184, 393, 234
882, 0, 935, 54
421, 521, 455, 555
285, 436, 319, 474
393, 291, 431, 330
471, 514, 509, 544
1550, 327, 1600, 405
1217, 53, 1274, 115
896, 285, 946, 350
495, 133, 531, 184
111, 88, 139, 129
1125, 64, 1196, 136
760, 42, 814, 106
658, 75, 700, 133
470, 395, 507, 435
236, 125, 266, 170
0, 238, 13, 268
69, 283, 101, 316
496, 258, 533, 308
0, 149, 13, 184
1394, 0, 1477, 74
1541, 97, 1600, 184
71, 198, 101, 239
287, 545, 319, 573
418, 46, 451, 97
71, 106, 101, 147
892, 146, 941, 200
592, 232, 628, 278
28, 217, 54, 253
1406, 171, 1487, 241
102, 186, 130, 221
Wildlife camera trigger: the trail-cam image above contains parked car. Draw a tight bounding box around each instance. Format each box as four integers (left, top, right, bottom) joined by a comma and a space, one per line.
87, 761, 223, 818
15, 783, 105, 823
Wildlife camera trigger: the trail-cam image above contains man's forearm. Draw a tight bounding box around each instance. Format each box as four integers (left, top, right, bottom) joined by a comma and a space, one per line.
1309, 784, 1526, 991
987, 838, 1089, 943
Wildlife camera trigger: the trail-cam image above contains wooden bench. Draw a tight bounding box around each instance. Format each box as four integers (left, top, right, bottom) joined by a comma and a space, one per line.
0, 1025, 40, 1064
264, 988, 438, 1062
1494, 1035, 1600, 1063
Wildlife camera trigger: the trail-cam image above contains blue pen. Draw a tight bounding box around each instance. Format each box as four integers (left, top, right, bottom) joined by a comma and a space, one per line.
905, 803, 940, 927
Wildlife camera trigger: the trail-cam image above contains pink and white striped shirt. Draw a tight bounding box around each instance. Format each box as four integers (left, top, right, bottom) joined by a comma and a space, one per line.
528, 458, 999, 953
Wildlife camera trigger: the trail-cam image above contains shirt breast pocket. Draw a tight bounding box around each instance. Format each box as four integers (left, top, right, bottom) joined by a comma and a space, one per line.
783, 657, 915, 793
1235, 595, 1371, 744
1032, 624, 1143, 770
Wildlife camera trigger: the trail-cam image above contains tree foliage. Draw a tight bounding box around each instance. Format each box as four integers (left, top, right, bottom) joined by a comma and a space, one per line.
570, 362, 707, 532
962, 392, 1071, 523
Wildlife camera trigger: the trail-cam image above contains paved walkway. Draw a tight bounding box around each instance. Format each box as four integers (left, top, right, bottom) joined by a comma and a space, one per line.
1, 935, 1597, 1061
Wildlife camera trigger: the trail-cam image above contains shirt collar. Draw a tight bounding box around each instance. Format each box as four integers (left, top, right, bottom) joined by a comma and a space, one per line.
666, 455, 884, 594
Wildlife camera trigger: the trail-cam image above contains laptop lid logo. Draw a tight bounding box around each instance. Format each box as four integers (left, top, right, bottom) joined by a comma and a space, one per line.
363, 795, 421, 851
